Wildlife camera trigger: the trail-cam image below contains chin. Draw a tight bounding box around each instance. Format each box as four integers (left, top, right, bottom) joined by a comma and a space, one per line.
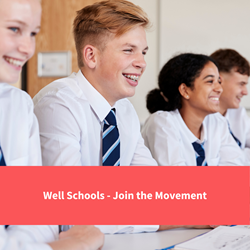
0, 72, 19, 84
229, 103, 239, 109
209, 107, 220, 114
210, 110, 218, 114
6, 78, 19, 84
124, 89, 136, 98
234, 103, 240, 109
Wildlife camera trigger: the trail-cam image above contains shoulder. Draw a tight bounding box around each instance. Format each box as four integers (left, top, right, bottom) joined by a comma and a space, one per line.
33, 73, 83, 106
116, 98, 138, 116
227, 107, 250, 133
227, 107, 248, 120
206, 112, 224, 120
115, 99, 141, 129
0, 83, 33, 109
142, 110, 177, 131
205, 112, 226, 122
204, 113, 228, 130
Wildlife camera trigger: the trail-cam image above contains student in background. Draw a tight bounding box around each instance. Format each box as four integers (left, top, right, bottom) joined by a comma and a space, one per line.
0, 0, 104, 249
141, 53, 244, 166
210, 49, 250, 164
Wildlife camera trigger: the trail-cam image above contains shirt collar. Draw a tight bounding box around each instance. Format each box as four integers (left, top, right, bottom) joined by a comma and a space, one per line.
224, 109, 230, 120
176, 109, 207, 144
76, 70, 113, 122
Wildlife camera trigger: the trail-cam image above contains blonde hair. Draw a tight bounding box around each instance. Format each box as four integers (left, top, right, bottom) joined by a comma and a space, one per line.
73, 0, 150, 68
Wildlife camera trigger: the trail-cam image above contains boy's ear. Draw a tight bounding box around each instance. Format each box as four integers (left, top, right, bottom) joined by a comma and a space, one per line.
82, 45, 98, 69
178, 83, 190, 100
219, 74, 224, 85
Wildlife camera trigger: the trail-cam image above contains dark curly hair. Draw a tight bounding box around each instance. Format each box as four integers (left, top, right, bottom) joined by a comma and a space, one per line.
210, 49, 250, 76
146, 53, 218, 113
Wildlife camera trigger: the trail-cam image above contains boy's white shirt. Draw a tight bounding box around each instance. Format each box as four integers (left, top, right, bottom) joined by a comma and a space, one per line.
33, 70, 157, 167
225, 107, 250, 164
32, 70, 158, 235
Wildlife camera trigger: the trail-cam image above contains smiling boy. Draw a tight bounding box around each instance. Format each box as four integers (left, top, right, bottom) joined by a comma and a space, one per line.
34, 0, 156, 168
33, 0, 158, 234
210, 49, 250, 164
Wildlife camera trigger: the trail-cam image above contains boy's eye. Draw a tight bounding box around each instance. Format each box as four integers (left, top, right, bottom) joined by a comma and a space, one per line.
31, 32, 37, 37
142, 51, 147, 55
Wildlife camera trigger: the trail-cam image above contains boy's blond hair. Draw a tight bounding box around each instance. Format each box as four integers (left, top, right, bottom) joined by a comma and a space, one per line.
73, 0, 150, 68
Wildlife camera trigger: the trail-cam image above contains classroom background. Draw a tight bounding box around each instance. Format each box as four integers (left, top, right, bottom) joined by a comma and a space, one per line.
16, 0, 250, 123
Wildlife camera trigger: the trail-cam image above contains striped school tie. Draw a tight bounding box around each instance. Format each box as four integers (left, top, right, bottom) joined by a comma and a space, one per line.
227, 122, 241, 147
0, 146, 6, 166
102, 109, 120, 166
192, 142, 207, 166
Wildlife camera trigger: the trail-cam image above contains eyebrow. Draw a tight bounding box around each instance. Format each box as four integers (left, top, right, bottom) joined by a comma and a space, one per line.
6, 20, 27, 26
203, 75, 215, 80
123, 43, 149, 51
6, 20, 40, 29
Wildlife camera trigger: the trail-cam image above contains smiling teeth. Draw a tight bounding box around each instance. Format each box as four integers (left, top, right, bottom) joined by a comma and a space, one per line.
124, 74, 139, 82
210, 97, 219, 101
4, 57, 23, 67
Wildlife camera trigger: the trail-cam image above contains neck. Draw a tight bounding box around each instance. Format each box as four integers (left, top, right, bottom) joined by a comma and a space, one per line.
179, 106, 206, 139
219, 103, 227, 116
81, 68, 115, 107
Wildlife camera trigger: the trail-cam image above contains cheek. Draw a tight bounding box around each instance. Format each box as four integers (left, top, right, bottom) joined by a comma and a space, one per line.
0, 37, 10, 57
28, 41, 36, 59
100, 67, 116, 81
195, 89, 211, 106
102, 64, 123, 80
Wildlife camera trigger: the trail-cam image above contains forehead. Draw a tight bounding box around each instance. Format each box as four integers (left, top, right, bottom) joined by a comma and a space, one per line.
199, 61, 219, 78
106, 26, 147, 49
0, 0, 41, 23
229, 70, 249, 82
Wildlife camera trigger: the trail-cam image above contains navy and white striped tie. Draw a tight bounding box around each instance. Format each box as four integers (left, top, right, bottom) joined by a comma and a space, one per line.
192, 142, 207, 166
0, 146, 6, 166
102, 109, 120, 166
227, 122, 241, 148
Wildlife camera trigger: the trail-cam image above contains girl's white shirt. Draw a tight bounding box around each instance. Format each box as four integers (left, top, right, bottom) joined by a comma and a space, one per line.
1, 225, 56, 250
141, 109, 244, 166
0, 83, 41, 165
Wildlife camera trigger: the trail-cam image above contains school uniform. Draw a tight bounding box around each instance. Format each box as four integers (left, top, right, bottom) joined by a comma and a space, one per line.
33, 70, 158, 234
141, 110, 244, 166
0, 83, 41, 165
225, 107, 250, 164
1, 225, 56, 250
33, 70, 156, 167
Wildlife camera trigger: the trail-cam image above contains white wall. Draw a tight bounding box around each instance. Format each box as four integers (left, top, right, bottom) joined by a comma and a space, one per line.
128, 0, 159, 123
160, 0, 250, 111
129, 0, 250, 122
